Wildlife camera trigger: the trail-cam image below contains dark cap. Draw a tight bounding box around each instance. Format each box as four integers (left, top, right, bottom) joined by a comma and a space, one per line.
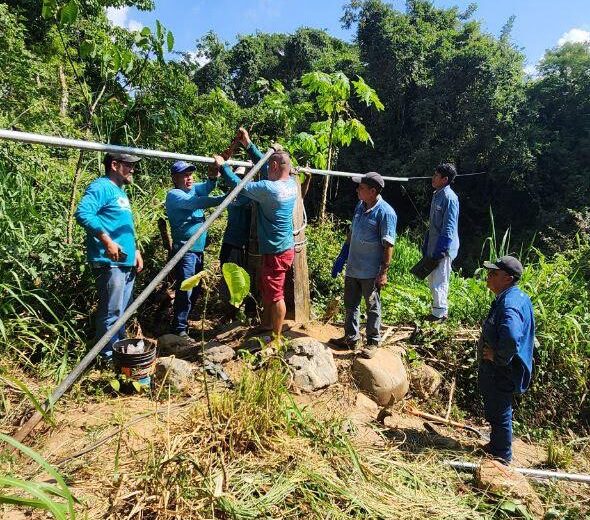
171, 160, 196, 174
483, 255, 523, 279
104, 152, 141, 164
352, 171, 385, 189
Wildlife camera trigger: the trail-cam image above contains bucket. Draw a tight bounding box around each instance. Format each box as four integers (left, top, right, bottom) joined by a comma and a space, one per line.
112, 338, 156, 386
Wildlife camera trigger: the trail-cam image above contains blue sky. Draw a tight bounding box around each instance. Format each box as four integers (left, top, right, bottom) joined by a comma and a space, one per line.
108, 0, 590, 69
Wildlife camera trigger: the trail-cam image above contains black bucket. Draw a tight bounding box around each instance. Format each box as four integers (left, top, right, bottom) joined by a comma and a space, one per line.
112, 339, 156, 386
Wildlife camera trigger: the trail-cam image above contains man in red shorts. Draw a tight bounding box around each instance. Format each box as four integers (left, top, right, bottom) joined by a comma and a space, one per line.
214, 128, 298, 344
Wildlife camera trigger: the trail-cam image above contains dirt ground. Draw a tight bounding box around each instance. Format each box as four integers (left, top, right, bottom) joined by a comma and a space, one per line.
2, 320, 589, 518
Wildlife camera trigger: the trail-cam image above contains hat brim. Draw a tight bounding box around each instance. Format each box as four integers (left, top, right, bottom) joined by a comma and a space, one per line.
352, 176, 362, 183
483, 261, 500, 270
173, 165, 196, 174
125, 155, 141, 163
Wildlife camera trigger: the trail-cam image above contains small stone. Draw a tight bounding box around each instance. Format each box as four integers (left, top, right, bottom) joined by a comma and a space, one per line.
352, 349, 409, 406
154, 356, 194, 389
203, 341, 235, 364
284, 337, 338, 392
410, 363, 443, 399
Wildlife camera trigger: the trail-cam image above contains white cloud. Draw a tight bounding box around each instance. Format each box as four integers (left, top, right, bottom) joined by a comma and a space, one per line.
105, 6, 143, 32
557, 28, 590, 47
127, 20, 144, 32
523, 63, 538, 77
186, 51, 211, 67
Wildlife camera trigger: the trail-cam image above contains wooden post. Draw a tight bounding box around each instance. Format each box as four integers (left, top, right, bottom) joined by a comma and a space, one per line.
285, 182, 311, 323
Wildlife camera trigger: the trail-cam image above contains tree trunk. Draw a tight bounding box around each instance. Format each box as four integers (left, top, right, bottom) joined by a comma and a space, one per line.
66, 149, 86, 245
319, 112, 337, 220
65, 85, 106, 244
58, 65, 68, 117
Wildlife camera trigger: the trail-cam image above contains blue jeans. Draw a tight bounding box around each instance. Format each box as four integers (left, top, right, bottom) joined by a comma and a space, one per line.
343, 276, 381, 343
94, 265, 135, 357
171, 251, 204, 334
479, 363, 515, 462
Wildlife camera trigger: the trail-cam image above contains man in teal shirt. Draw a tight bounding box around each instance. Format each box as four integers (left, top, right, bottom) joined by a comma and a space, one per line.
75, 152, 143, 359
166, 160, 225, 336
214, 128, 298, 344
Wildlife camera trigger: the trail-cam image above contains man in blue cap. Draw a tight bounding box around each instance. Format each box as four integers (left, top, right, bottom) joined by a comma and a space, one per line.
166, 160, 225, 336
75, 152, 143, 359
480, 255, 535, 464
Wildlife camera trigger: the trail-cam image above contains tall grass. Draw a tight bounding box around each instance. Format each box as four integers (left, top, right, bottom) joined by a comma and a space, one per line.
306, 218, 590, 431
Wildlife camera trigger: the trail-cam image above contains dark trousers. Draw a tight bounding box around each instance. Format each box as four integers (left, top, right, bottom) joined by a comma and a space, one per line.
171, 250, 204, 334
479, 363, 514, 462
343, 276, 381, 343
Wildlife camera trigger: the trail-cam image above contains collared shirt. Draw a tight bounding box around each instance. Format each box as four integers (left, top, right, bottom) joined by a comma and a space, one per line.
221, 143, 297, 255
75, 176, 136, 266
346, 196, 397, 279
426, 185, 459, 260
481, 285, 535, 393
165, 180, 224, 252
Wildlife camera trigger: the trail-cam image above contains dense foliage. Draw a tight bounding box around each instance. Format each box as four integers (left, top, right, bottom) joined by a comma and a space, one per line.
0, 0, 589, 432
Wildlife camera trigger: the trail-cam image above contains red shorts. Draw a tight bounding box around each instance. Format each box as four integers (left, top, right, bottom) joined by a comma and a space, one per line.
260, 249, 295, 304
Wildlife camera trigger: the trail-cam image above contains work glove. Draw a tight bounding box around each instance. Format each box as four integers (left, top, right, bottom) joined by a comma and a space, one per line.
432, 236, 452, 260
331, 242, 350, 278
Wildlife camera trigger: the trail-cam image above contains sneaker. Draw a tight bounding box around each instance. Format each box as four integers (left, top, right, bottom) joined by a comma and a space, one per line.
424, 314, 448, 323
177, 330, 189, 338
329, 336, 359, 350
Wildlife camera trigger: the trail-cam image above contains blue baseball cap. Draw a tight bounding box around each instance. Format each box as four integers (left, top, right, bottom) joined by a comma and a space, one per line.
171, 161, 196, 174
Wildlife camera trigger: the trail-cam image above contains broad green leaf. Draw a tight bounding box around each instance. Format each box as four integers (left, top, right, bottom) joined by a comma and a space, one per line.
0, 433, 75, 518
180, 270, 207, 291
140, 26, 151, 37
41, 0, 57, 19
110, 379, 120, 392
167, 31, 175, 53
156, 20, 164, 41
222, 263, 251, 308
79, 41, 94, 58
0, 477, 67, 519
59, 0, 78, 26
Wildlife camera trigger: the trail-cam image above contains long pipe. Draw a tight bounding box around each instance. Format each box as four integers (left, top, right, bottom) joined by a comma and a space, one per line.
0, 129, 413, 182
445, 460, 590, 484
12, 148, 275, 443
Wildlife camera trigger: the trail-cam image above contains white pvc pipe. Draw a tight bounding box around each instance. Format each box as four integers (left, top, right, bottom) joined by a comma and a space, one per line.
445, 460, 590, 484
0, 129, 411, 182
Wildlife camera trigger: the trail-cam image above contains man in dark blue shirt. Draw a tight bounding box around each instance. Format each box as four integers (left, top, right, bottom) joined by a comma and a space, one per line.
480, 255, 535, 463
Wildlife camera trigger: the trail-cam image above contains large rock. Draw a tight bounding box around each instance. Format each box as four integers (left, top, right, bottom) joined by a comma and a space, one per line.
476, 460, 544, 518
352, 349, 409, 406
410, 363, 443, 399
154, 356, 194, 389
157, 334, 197, 359
284, 337, 338, 392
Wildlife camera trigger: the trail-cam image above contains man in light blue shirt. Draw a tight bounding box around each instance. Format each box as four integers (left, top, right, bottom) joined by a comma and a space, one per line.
75, 152, 143, 359
422, 163, 460, 321
166, 161, 225, 336
330, 172, 397, 358
214, 128, 298, 344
